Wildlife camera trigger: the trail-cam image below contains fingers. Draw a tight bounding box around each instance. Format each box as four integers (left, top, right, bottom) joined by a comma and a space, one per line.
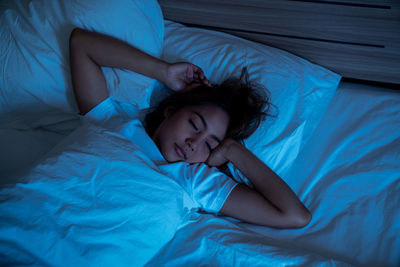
191, 64, 212, 87
184, 66, 194, 83
179, 62, 212, 90
189, 64, 199, 83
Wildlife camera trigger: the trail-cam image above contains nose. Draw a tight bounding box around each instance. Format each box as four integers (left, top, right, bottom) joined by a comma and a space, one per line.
185, 137, 200, 152
186, 139, 195, 152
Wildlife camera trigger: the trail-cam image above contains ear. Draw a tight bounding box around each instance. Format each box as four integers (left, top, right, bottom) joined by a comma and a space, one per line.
163, 105, 176, 118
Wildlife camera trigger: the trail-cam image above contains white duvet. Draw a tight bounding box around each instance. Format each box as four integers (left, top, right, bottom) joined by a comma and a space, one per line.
0, 123, 187, 266
1, 0, 399, 266
1, 83, 398, 266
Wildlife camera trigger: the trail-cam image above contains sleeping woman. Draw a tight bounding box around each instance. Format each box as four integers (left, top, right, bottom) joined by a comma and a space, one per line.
69, 27, 311, 229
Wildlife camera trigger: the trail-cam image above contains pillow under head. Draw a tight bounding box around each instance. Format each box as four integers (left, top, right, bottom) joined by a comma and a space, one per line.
160, 20, 341, 178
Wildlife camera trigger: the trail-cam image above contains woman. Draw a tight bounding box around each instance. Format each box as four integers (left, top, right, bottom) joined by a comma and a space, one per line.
69, 27, 311, 228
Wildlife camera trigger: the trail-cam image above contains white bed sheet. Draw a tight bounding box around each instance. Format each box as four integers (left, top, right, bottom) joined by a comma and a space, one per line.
0, 122, 188, 267
1, 81, 398, 266
147, 81, 400, 266
2, 1, 397, 266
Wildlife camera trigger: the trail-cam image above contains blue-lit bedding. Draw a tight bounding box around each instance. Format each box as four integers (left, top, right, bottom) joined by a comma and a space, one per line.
0, 123, 186, 266
148, 82, 400, 266
0, 0, 399, 266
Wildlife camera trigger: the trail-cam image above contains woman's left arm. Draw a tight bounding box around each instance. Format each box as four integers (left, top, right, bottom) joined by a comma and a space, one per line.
69, 28, 210, 115
207, 139, 312, 228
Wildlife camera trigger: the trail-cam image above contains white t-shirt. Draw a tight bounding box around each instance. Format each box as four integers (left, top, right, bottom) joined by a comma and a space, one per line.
83, 97, 238, 213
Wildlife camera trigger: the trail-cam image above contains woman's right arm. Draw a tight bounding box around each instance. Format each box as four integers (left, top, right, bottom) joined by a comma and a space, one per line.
208, 139, 312, 228
69, 28, 210, 115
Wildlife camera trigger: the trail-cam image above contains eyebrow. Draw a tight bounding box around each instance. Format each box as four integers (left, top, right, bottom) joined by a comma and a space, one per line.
193, 111, 222, 144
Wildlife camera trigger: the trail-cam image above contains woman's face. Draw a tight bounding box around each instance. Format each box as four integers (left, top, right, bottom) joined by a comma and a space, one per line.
152, 104, 229, 163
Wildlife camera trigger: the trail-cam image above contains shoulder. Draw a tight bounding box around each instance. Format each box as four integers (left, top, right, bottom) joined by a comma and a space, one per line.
186, 163, 238, 213
83, 97, 139, 126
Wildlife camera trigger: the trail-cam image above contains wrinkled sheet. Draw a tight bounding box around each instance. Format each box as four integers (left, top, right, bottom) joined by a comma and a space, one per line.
147, 82, 400, 267
0, 83, 399, 266
0, 123, 187, 266
0, 82, 399, 266
1, 1, 398, 266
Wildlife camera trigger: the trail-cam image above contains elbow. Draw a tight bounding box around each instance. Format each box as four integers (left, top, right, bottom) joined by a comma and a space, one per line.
285, 209, 312, 229
69, 27, 80, 43
69, 27, 85, 50
294, 209, 312, 228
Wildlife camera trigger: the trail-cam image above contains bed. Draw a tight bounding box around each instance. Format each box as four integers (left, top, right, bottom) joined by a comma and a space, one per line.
0, 0, 399, 266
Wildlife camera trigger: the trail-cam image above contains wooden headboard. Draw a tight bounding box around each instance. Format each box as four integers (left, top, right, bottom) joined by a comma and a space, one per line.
158, 0, 400, 87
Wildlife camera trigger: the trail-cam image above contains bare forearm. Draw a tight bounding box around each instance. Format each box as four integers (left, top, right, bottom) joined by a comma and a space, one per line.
69, 28, 210, 115
70, 28, 168, 83
226, 141, 310, 218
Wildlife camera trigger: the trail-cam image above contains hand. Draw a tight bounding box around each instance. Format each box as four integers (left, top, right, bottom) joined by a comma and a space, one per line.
163, 62, 211, 92
206, 138, 237, 167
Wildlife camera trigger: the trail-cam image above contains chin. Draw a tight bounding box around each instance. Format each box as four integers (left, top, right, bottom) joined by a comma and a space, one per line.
161, 146, 180, 163
165, 156, 184, 164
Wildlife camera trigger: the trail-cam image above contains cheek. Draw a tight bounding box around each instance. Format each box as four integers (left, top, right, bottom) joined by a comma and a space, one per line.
173, 120, 194, 141
159, 118, 189, 145
189, 147, 210, 163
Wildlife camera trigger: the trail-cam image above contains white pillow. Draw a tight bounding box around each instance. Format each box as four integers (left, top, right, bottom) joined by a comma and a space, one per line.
161, 20, 341, 177
0, 0, 164, 128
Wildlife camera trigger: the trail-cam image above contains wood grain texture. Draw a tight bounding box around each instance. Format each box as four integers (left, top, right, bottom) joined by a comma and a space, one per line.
159, 0, 400, 86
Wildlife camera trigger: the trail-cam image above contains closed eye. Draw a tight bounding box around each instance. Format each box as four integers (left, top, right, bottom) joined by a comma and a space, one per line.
189, 119, 198, 130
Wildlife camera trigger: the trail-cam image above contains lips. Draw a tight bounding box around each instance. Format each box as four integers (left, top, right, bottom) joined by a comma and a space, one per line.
174, 143, 187, 160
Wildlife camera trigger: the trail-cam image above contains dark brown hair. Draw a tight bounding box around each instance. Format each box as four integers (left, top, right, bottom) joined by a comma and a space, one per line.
145, 67, 275, 142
